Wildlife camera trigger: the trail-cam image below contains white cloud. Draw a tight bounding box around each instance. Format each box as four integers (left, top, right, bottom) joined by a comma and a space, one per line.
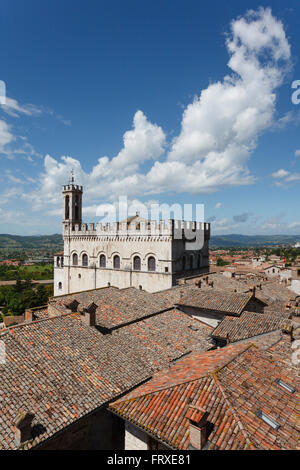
272, 169, 290, 178
272, 168, 300, 186
215, 202, 222, 209
1, 97, 42, 118
295, 150, 300, 157
160, 7, 291, 192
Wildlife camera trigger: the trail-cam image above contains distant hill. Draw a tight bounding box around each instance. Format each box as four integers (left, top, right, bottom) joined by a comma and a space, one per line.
0, 234, 63, 250
210, 234, 300, 247
0, 233, 299, 250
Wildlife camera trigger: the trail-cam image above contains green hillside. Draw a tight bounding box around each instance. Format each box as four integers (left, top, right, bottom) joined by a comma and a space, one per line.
0, 234, 63, 250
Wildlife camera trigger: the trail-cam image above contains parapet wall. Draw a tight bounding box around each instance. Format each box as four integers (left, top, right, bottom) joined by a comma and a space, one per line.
64, 220, 210, 238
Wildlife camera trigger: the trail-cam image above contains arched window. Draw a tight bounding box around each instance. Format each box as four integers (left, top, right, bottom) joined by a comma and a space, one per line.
61, 257, 64, 267
99, 254, 106, 268
82, 254, 88, 267
113, 255, 120, 269
133, 256, 141, 271
72, 253, 78, 266
190, 255, 193, 269
57, 257, 60, 267
58, 282, 62, 290
148, 256, 156, 272
65, 195, 70, 220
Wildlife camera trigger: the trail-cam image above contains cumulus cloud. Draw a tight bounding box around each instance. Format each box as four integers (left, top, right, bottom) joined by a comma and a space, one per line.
161, 7, 291, 192
272, 169, 290, 178
25, 7, 292, 214
215, 202, 222, 209
24, 111, 166, 210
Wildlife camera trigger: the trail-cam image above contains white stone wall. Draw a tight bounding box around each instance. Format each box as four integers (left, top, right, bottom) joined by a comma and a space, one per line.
54, 266, 65, 296
125, 422, 148, 450
264, 266, 281, 277
290, 279, 300, 295
280, 269, 292, 282
54, 220, 210, 295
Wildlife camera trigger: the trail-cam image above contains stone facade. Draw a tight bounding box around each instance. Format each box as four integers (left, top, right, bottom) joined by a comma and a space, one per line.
54, 183, 210, 295
290, 266, 300, 295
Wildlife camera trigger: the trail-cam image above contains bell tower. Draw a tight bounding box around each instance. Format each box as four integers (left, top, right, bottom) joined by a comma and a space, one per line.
62, 173, 83, 225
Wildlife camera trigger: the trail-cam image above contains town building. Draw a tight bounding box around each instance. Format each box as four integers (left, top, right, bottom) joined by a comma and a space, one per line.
290, 265, 300, 295
54, 181, 210, 295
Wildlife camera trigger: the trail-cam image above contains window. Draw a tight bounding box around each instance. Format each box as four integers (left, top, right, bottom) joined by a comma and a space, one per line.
189, 325, 198, 332
82, 254, 88, 267
57, 257, 60, 267
99, 254, 106, 268
139, 285, 143, 290
165, 267, 169, 273
197, 254, 201, 268
74, 195, 79, 220
61, 257, 64, 267
72, 253, 78, 266
275, 378, 296, 393
190, 255, 193, 269
133, 256, 141, 271
65, 195, 70, 220
256, 410, 280, 430
58, 282, 62, 290
148, 256, 156, 272
182, 256, 186, 270
113, 255, 120, 269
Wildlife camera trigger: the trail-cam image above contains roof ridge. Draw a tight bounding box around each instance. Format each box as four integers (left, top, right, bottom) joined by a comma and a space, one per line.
112, 344, 251, 403
212, 371, 255, 450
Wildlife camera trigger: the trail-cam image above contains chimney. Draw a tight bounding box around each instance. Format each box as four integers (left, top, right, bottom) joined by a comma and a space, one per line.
14, 412, 35, 446
81, 310, 96, 327
25, 309, 33, 322
189, 409, 209, 450
249, 285, 256, 296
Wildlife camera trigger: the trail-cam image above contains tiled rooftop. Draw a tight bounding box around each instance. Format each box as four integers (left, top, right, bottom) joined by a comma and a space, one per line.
0, 306, 212, 450
212, 311, 283, 344
110, 344, 300, 450
153, 285, 256, 314
51, 286, 170, 329
177, 288, 257, 315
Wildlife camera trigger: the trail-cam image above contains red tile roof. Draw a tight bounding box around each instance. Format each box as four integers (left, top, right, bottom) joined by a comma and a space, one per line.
110, 345, 300, 450
212, 311, 282, 343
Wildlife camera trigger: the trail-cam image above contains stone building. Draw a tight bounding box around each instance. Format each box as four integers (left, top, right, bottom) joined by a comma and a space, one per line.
54, 181, 210, 295
290, 265, 300, 295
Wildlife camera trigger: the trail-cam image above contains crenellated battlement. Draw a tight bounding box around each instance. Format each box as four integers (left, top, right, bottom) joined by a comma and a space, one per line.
64, 219, 210, 238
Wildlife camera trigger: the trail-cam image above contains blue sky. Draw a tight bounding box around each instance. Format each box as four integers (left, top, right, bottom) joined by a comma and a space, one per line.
0, 0, 300, 236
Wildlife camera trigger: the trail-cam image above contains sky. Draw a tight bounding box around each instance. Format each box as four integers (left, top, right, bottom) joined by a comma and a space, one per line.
0, 0, 300, 236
